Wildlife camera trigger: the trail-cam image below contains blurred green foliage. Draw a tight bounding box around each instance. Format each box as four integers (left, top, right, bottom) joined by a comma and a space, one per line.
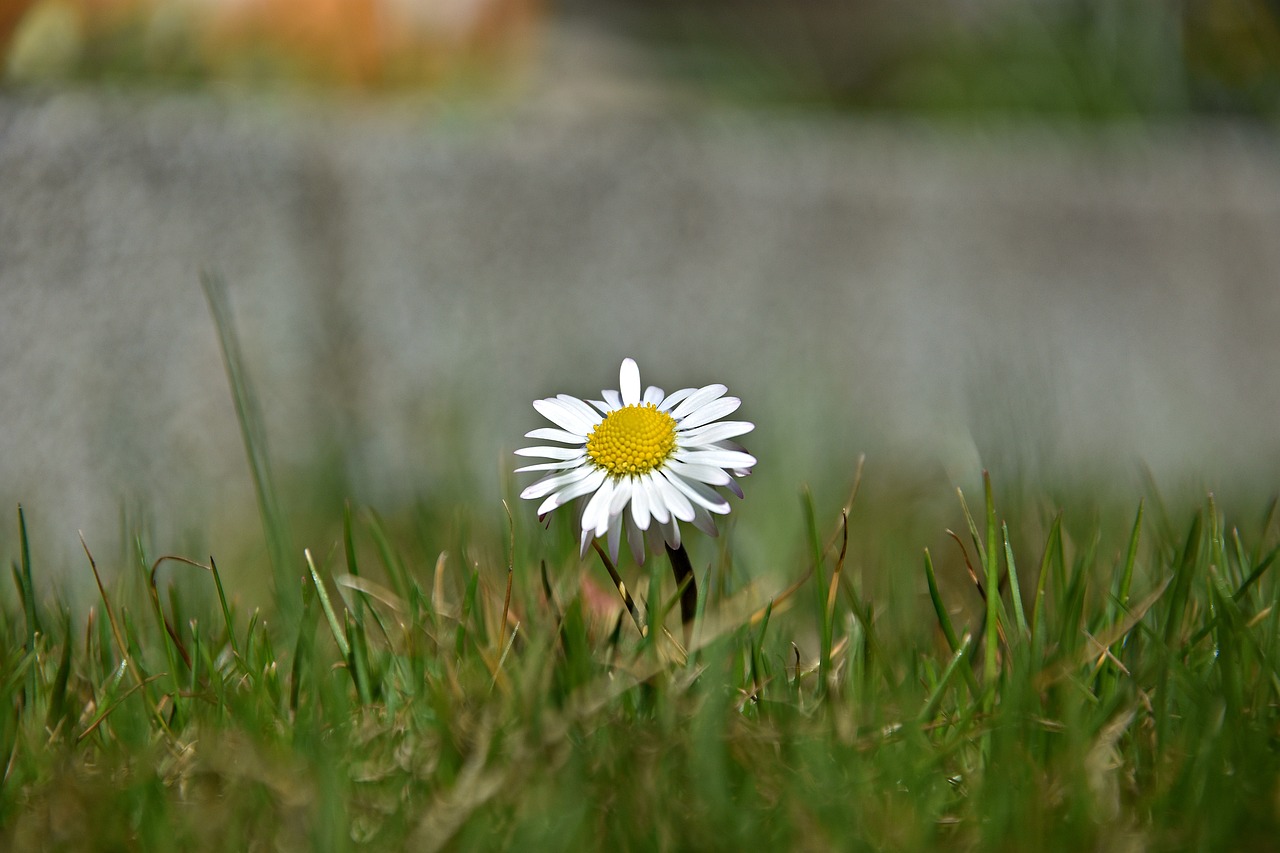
1, 0, 540, 91
6, 0, 1279, 117
612, 0, 1280, 118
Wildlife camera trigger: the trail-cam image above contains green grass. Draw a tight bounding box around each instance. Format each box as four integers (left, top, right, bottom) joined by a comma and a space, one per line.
2, 470, 1280, 850
2, 277, 1278, 849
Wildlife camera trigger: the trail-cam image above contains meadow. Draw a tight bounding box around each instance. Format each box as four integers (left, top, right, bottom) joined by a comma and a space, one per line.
4, 1, 1279, 848
2, 283, 1278, 851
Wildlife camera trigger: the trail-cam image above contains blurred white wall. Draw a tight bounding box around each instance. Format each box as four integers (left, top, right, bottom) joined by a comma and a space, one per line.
2, 86, 1279, 583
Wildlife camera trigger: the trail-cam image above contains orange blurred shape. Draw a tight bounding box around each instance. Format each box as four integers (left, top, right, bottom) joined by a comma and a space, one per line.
3, 0, 543, 88
201, 0, 544, 88
1, 0, 42, 53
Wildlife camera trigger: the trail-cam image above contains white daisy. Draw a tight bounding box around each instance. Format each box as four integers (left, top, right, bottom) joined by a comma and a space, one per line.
516, 358, 756, 564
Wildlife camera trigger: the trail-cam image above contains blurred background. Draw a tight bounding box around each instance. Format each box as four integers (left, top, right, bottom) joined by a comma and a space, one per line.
2, 0, 1279, 595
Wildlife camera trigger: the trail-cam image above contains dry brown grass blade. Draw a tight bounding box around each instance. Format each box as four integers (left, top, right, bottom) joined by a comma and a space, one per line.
1081, 577, 1172, 660
409, 714, 507, 853
591, 540, 645, 636
80, 533, 131, 674
77, 674, 167, 743
432, 551, 455, 619
749, 570, 811, 627
825, 508, 850, 628
1037, 576, 1172, 688
821, 453, 865, 557
499, 500, 515, 655
573, 577, 800, 712
335, 574, 406, 615
81, 533, 173, 734
148, 555, 214, 670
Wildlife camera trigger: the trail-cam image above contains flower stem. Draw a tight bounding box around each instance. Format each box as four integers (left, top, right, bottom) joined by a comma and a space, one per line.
666, 543, 697, 645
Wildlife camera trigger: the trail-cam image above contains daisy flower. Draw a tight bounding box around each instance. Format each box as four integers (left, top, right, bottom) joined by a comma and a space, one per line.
516, 358, 756, 564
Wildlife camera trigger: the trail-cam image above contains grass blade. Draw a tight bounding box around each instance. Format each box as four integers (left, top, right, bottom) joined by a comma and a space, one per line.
17, 505, 40, 643
202, 270, 299, 623
305, 548, 350, 659
1031, 512, 1063, 658
1003, 522, 1028, 639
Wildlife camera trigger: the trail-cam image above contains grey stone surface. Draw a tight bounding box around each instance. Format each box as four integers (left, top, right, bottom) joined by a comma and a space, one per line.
2, 87, 1279, 582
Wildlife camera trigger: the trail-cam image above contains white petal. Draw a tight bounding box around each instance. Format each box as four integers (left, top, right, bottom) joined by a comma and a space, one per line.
619, 358, 641, 406
582, 477, 616, 537
676, 396, 740, 430
690, 505, 720, 537
630, 475, 652, 530
534, 468, 607, 512
533, 397, 597, 434
626, 512, 647, 565
520, 465, 594, 501
673, 449, 757, 471
639, 473, 669, 525
659, 387, 696, 411
602, 389, 622, 410
664, 459, 732, 486
607, 515, 623, 564
654, 470, 696, 522
711, 440, 754, 477
643, 385, 665, 405
588, 400, 611, 415
514, 460, 580, 473
658, 517, 681, 550
608, 479, 634, 518
666, 473, 731, 514
514, 446, 585, 461
557, 394, 605, 425
524, 427, 587, 444
677, 420, 755, 446
670, 384, 728, 420
725, 476, 744, 499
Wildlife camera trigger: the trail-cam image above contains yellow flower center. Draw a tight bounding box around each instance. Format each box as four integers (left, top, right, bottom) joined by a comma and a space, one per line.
586, 403, 677, 477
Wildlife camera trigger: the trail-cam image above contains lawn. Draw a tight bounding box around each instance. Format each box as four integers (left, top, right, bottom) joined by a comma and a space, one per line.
2, 284, 1278, 850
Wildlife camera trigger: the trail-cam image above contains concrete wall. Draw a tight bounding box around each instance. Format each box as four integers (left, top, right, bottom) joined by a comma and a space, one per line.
3, 91, 1279, 581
